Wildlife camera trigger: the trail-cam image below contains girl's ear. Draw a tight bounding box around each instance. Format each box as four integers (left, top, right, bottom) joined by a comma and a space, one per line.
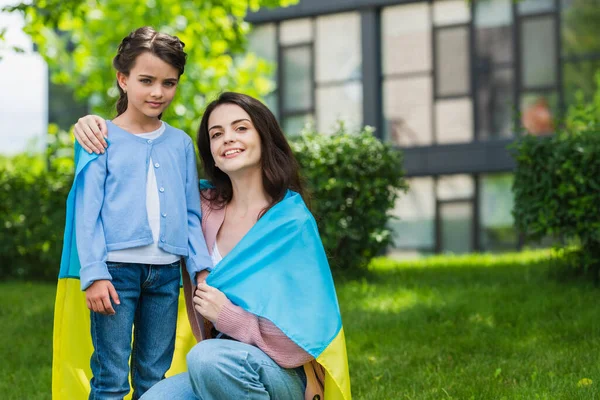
116, 71, 128, 93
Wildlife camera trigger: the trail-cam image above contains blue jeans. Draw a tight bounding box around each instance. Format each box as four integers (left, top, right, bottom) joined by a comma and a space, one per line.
140, 339, 306, 400
89, 261, 181, 400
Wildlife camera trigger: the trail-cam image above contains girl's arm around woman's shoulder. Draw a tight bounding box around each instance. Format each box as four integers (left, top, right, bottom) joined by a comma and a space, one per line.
74, 115, 108, 154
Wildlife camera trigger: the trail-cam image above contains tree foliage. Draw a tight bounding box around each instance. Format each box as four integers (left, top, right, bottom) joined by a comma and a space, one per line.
3, 0, 297, 134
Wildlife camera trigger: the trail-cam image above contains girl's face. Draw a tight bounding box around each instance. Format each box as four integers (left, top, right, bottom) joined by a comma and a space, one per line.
117, 52, 179, 119
208, 103, 262, 176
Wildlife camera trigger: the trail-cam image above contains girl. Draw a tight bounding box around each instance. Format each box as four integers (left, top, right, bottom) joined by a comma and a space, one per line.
71, 92, 352, 399
62, 26, 211, 400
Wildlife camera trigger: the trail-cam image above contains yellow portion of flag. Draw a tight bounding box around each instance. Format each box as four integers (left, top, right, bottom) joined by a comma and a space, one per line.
52, 278, 195, 400
316, 328, 352, 400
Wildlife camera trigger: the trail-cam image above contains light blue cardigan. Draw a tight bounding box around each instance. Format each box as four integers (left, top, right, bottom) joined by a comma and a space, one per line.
75, 121, 211, 290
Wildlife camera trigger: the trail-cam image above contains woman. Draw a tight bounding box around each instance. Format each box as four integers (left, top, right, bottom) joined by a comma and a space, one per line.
73, 92, 351, 400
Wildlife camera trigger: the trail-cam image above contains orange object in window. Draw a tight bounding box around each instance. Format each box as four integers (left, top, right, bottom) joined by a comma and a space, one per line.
522, 97, 554, 135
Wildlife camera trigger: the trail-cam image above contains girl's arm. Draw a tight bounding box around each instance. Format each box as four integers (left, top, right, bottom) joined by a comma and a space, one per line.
74, 115, 108, 154
184, 140, 213, 284
74, 148, 110, 290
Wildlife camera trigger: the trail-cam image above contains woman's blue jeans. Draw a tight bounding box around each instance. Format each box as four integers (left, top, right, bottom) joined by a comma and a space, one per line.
140, 339, 306, 400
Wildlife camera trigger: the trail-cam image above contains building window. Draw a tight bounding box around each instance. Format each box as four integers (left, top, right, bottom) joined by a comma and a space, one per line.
315, 12, 362, 133
390, 177, 436, 253
278, 18, 314, 135
474, 0, 515, 140
478, 173, 517, 251
436, 174, 475, 254
247, 23, 278, 115
382, 3, 432, 146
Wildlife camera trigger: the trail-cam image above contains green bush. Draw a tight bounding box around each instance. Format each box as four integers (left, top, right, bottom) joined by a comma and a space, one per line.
291, 125, 408, 273
0, 155, 72, 281
512, 74, 600, 276
1, 125, 407, 280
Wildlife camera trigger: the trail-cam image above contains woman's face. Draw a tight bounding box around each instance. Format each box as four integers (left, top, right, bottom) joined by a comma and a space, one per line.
208, 103, 262, 176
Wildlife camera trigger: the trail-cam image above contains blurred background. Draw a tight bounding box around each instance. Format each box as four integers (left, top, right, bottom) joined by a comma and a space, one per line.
3, 2, 600, 399
3, 0, 599, 260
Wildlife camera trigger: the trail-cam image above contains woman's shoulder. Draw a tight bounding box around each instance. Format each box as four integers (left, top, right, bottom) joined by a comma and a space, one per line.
198, 182, 221, 210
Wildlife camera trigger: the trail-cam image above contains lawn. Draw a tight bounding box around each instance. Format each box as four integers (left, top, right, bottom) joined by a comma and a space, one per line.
1, 250, 599, 399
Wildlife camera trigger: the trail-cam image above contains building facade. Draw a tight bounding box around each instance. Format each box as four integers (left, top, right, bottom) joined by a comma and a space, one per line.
246, 0, 600, 256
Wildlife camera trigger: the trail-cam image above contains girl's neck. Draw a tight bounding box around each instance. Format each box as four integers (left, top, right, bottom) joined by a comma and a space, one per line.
228, 168, 270, 217
112, 110, 162, 134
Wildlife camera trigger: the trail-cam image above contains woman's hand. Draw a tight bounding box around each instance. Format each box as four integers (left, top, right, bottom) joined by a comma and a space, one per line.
193, 282, 229, 324
74, 115, 108, 154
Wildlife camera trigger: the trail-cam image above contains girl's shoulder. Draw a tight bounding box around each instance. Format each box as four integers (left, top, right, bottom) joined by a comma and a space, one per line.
162, 122, 191, 141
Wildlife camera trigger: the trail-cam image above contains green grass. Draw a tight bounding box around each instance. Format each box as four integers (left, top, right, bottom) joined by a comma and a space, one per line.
341, 250, 600, 399
2, 250, 599, 399
0, 282, 55, 399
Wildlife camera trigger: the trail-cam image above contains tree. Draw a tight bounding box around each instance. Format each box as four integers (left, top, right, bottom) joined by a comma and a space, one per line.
3, 0, 297, 135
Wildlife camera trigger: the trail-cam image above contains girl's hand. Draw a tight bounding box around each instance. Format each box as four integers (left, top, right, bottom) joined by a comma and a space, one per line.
85, 279, 120, 315
193, 282, 229, 324
74, 115, 108, 154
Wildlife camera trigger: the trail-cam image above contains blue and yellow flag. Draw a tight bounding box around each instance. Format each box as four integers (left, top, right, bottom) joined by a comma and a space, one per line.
202, 185, 351, 400
53, 144, 351, 400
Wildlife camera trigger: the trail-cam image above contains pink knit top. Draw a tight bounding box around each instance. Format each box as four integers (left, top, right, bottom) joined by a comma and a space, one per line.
199, 198, 313, 369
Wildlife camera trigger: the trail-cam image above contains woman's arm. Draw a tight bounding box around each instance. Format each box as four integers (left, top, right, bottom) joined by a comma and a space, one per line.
194, 283, 313, 368
73, 115, 108, 154
217, 302, 314, 369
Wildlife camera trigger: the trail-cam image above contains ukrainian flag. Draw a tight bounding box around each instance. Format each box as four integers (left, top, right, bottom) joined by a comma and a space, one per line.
53, 144, 351, 400
201, 184, 351, 400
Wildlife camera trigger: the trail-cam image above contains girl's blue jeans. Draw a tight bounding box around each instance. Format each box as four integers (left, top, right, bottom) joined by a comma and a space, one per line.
89, 261, 181, 400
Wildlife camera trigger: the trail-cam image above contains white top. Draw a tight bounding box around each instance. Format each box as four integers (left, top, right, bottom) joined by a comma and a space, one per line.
211, 240, 223, 267
107, 122, 180, 264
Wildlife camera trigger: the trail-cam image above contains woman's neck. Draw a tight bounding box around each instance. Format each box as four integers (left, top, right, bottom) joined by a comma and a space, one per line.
113, 110, 162, 134
228, 168, 270, 217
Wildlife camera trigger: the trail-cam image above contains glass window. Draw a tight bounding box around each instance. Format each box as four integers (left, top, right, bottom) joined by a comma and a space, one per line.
436, 26, 470, 96
477, 68, 514, 139
561, 0, 600, 56
390, 178, 435, 250
521, 17, 557, 88
280, 18, 312, 46
282, 46, 312, 112
479, 174, 517, 251
382, 3, 432, 75
433, 0, 470, 26
283, 114, 314, 136
474, 0, 513, 65
520, 92, 557, 135
437, 174, 474, 200
440, 202, 473, 254
316, 82, 362, 133
435, 98, 473, 144
248, 24, 277, 65
518, 0, 555, 15
264, 93, 278, 120
315, 12, 361, 83
384, 77, 433, 146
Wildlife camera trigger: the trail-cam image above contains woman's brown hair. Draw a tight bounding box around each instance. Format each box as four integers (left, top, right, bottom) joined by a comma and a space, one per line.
197, 92, 305, 217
